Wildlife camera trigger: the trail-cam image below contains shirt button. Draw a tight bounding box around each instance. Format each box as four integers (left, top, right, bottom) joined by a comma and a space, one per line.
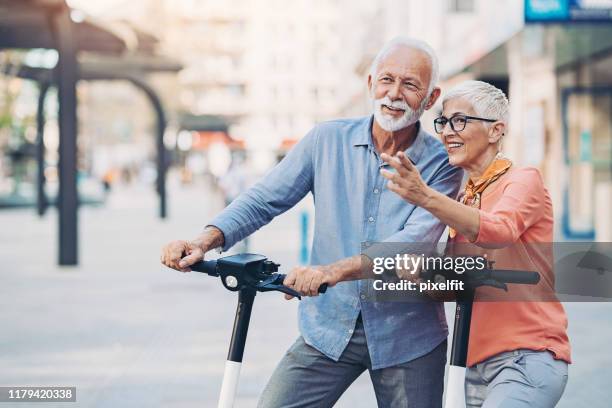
360, 294, 366, 300
348, 329, 354, 334
373, 188, 380, 194
368, 216, 375, 223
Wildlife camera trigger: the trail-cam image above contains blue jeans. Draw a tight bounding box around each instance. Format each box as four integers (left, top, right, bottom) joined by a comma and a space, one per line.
258, 315, 447, 408
465, 349, 569, 407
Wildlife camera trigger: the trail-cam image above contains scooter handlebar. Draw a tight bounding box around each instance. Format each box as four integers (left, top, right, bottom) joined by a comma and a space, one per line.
190, 260, 218, 276
488, 270, 540, 285
189, 261, 326, 294
278, 274, 328, 294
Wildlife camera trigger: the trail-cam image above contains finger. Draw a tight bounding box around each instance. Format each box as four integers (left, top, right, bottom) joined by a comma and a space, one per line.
284, 269, 298, 288
179, 250, 202, 269
380, 154, 403, 170
284, 294, 295, 300
294, 270, 308, 295
165, 254, 180, 270
380, 169, 403, 186
302, 268, 319, 296
396, 152, 416, 171
169, 245, 185, 262
166, 245, 185, 270
381, 154, 410, 177
170, 257, 183, 271
161, 246, 172, 266
386, 180, 405, 196
303, 272, 317, 296
308, 273, 323, 296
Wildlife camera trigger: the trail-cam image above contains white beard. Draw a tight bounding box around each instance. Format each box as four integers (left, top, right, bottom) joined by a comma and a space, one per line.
372, 95, 426, 132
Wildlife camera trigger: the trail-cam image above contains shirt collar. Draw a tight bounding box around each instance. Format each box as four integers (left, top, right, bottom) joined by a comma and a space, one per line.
354, 115, 427, 165
352, 115, 375, 146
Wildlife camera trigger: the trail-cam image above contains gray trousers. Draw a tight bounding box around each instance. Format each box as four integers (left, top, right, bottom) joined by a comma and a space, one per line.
258, 315, 447, 408
465, 349, 568, 408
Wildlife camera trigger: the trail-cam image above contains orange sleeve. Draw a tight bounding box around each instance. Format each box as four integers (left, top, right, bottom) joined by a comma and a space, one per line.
473, 167, 546, 247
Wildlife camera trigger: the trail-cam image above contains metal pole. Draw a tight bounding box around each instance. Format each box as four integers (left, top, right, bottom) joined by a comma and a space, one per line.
52, 5, 79, 265
36, 81, 50, 217
125, 78, 168, 219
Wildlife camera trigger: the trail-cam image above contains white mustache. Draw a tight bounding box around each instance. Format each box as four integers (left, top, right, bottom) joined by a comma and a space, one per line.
376, 96, 410, 111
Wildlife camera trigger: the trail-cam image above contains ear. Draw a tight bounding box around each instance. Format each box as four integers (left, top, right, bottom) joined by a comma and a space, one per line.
488, 121, 506, 144
424, 87, 441, 110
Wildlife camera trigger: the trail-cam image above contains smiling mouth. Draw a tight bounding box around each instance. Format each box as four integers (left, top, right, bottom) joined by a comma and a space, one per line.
447, 142, 464, 150
382, 104, 405, 114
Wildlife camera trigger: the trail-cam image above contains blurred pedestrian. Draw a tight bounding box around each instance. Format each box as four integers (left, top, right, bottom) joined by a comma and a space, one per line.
218, 155, 251, 252
101, 168, 116, 193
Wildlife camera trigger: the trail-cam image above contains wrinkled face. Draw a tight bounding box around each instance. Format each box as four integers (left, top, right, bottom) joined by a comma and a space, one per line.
440, 98, 493, 168
369, 46, 433, 131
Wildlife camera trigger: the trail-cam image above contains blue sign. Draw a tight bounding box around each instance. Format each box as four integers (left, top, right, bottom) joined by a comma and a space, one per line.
525, 0, 612, 22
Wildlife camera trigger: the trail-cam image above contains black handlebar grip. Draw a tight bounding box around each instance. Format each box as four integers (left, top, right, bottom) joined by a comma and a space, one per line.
489, 270, 540, 285
279, 274, 328, 294
190, 260, 218, 276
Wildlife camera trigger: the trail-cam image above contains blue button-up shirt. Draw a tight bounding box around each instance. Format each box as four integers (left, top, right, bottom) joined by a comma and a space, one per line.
209, 116, 463, 369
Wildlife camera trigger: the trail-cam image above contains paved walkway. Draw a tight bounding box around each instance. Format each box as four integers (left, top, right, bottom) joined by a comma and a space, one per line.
0, 180, 610, 407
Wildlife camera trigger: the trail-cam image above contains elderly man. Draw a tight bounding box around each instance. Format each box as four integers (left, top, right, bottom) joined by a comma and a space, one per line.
161, 37, 463, 407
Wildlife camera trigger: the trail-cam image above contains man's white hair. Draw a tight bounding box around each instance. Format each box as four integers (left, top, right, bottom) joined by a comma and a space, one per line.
443, 80, 509, 125
369, 36, 440, 96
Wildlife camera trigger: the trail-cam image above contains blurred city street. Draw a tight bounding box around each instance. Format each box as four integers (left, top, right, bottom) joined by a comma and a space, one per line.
0, 179, 376, 407
2, 0, 612, 407
1, 180, 611, 407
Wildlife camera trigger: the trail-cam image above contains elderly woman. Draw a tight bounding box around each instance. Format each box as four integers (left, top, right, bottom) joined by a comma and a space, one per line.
377, 80, 570, 407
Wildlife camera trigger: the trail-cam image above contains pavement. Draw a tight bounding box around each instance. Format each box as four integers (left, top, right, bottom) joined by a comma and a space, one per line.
0, 179, 611, 407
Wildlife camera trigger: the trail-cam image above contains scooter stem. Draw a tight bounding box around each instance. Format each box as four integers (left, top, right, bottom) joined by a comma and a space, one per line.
218, 288, 256, 408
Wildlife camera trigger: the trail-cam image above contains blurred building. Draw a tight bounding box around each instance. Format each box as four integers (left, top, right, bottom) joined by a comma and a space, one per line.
31, 0, 612, 241
0, 3, 182, 201
343, 0, 612, 242
70, 0, 373, 151
417, 0, 612, 242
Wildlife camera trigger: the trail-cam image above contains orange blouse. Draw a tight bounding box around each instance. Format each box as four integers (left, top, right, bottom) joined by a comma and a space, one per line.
450, 166, 571, 367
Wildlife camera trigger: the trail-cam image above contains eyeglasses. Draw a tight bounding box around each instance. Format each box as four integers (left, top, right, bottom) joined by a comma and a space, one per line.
433, 114, 497, 134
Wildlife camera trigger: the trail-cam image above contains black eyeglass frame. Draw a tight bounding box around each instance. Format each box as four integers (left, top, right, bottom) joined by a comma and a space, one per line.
433, 114, 497, 134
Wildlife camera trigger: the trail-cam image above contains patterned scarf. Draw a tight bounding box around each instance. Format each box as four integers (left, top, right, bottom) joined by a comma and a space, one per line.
449, 152, 512, 239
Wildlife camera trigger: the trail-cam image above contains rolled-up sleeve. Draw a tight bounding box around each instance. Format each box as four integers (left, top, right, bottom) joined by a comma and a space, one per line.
474, 168, 545, 247
208, 128, 318, 251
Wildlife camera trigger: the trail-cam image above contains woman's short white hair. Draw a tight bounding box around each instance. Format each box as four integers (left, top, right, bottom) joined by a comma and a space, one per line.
369, 36, 440, 97
443, 80, 509, 124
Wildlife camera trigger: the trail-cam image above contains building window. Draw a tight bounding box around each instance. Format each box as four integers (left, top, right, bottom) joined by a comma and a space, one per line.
449, 0, 474, 12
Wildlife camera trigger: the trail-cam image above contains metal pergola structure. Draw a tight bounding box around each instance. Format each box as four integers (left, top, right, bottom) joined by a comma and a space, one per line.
0, 0, 182, 265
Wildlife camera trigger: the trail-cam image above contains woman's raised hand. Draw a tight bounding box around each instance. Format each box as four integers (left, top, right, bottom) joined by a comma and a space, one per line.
380, 152, 432, 207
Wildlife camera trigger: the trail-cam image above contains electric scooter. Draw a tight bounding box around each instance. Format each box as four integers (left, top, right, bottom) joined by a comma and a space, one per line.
189, 253, 327, 408
187, 253, 538, 408
421, 263, 541, 408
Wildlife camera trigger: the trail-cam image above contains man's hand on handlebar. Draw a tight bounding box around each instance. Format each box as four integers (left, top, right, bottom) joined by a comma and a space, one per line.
284, 265, 338, 300
161, 226, 225, 272
283, 255, 380, 299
